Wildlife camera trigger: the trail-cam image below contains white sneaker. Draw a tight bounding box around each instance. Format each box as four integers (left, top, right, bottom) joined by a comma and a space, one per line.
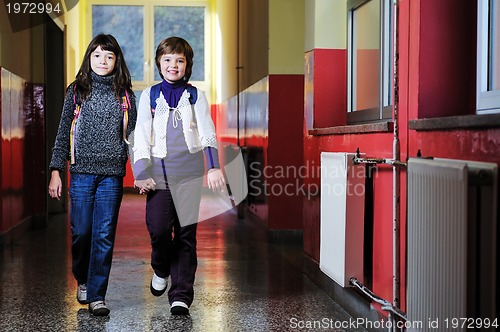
171, 301, 189, 315
150, 273, 167, 296
76, 284, 87, 304
89, 300, 110, 316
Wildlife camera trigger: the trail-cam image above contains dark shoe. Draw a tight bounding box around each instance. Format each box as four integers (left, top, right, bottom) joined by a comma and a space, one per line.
150, 273, 167, 296
77, 284, 88, 304
170, 301, 189, 315
89, 301, 110, 316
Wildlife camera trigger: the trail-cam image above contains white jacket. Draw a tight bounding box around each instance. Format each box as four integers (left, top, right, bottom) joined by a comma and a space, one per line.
132, 85, 218, 164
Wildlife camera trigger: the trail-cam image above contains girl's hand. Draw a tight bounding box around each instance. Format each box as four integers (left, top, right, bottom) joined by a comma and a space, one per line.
207, 168, 225, 192
48, 170, 63, 200
134, 178, 156, 195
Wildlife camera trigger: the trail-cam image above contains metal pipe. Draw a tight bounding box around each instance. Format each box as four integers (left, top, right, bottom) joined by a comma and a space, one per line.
352, 147, 406, 167
350, 278, 407, 322
353, 156, 406, 167
236, 0, 241, 147
391, 0, 401, 319
353, 2, 402, 330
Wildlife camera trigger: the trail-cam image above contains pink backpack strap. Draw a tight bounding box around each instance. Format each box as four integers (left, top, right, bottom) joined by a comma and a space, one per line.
70, 85, 82, 164
121, 89, 131, 144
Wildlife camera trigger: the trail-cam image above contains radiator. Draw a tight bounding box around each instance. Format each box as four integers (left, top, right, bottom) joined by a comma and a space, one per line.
320, 152, 365, 287
407, 158, 498, 331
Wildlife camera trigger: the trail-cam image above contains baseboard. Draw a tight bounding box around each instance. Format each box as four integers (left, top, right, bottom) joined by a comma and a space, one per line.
302, 255, 388, 332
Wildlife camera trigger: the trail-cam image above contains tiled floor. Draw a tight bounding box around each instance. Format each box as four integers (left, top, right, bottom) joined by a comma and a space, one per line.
0, 194, 366, 332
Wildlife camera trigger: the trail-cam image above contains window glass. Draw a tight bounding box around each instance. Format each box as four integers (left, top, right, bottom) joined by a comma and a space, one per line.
92, 5, 144, 81
352, 0, 380, 112
90, 1, 209, 92
489, 0, 500, 90
347, 0, 392, 123
154, 6, 205, 82
478, 0, 500, 113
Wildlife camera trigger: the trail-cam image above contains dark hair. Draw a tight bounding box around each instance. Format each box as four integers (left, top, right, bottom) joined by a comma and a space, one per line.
73, 33, 132, 99
155, 37, 194, 82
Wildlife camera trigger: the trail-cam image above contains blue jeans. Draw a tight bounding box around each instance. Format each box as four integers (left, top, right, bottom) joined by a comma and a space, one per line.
69, 173, 123, 302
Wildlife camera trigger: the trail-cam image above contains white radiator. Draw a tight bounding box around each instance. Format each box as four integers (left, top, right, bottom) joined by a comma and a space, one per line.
407, 158, 498, 331
320, 152, 365, 287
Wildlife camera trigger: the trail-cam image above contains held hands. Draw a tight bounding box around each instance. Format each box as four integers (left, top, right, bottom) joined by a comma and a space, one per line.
207, 168, 226, 192
134, 169, 224, 195
134, 178, 157, 195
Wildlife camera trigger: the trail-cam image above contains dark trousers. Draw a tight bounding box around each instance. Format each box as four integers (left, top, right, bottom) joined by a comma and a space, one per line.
145, 175, 202, 306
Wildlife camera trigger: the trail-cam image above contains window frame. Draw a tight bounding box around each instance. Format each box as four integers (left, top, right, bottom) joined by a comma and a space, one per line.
347, 0, 393, 124
477, 0, 500, 114
87, 0, 211, 96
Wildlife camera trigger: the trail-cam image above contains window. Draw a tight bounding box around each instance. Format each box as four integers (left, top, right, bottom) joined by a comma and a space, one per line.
347, 0, 392, 123
477, 0, 500, 114
90, 1, 209, 94
153, 6, 205, 82
92, 5, 145, 81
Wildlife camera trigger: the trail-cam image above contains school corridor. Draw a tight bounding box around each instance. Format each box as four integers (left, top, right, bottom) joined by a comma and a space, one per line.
2, 1, 500, 331
0, 193, 368, 332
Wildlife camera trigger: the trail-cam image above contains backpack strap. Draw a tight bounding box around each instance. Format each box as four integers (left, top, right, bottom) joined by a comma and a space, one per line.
149, 83, 162, 117
148, 83, 162, 146
120, 89, 131, 144
70, 85, 82, 164
186, 84, 198, 128
186, 84, 197, 105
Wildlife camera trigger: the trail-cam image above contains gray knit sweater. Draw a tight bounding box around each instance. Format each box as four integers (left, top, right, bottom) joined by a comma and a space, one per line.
49, 72, 137, 177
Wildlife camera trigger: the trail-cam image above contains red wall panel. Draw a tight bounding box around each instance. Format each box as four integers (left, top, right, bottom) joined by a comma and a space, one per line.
1, 69, 48, 236
417, 0, 476, 119
1, 68, 26, 234
306, 49, 347, 128
268, 75, 304, 230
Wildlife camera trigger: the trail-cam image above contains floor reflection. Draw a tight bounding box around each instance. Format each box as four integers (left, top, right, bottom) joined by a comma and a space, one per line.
0, 194, 365, 332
